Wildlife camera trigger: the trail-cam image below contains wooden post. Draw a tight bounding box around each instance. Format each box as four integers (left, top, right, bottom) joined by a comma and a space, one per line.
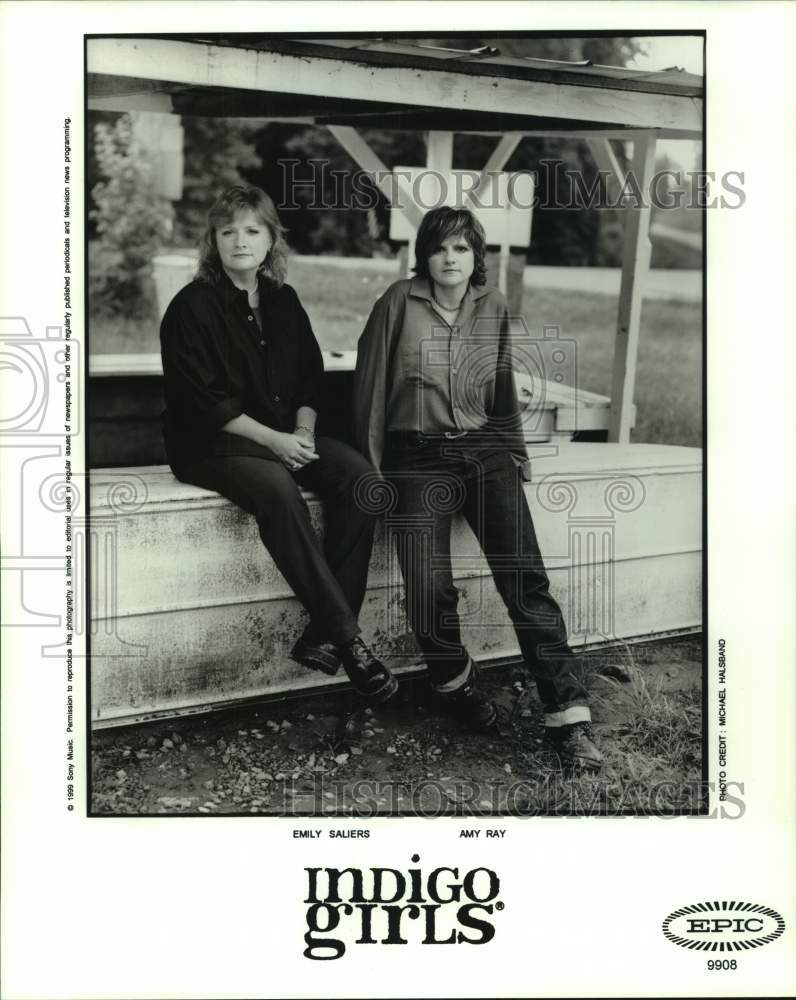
131, 113, 184, 200
427, 131, 453, 277
426, 130, 453, 174
608, 132, 657, 443
405, 237, 416, 278
469, 135, 526, 302
406, 131, 454, 276
469, 134, 522, 207
498, 203, 512, 296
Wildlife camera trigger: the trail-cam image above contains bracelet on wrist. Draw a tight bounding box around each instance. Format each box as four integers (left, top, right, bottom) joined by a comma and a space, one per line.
295, 424, 315, 437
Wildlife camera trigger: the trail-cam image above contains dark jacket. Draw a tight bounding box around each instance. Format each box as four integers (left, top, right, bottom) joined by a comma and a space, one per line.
353, 277, 530, 477
160, 271, 323, 467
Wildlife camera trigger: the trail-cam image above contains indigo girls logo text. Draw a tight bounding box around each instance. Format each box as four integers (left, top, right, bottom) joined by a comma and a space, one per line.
303, 855, 503, 959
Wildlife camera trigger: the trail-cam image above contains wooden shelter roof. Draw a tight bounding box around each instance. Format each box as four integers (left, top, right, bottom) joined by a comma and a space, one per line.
86, 33, 704, 447
87, 35, 703, 137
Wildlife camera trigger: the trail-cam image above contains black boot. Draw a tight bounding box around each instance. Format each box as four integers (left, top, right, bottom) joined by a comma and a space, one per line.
290, 636, 341, 676
429, 660, 497, 732
544, 722, 603, 770
292, 635, 398, 705
336, 637, 398, 705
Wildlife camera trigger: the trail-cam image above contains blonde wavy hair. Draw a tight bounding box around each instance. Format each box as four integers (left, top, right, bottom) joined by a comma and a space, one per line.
196, 184, 289, 287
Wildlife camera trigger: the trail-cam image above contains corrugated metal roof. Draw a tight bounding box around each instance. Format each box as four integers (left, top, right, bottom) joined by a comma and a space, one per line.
301, 37, 704, 90
195, 36, 704, 97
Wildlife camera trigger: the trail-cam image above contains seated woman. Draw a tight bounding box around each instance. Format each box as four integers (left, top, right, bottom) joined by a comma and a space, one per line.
353, 206, 601, 768
160, 184, 397, 704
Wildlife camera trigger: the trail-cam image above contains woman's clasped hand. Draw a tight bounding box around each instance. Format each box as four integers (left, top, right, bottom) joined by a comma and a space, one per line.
269, 431, 319, 470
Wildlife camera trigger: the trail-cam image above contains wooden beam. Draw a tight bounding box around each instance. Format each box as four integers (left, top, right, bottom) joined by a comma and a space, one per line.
608, 133, 657, 443
523, 127, 695, 140
426, 131, 453, 173
88, 351, 358, 378
649, 222, 702, 250
587, 138, 626, 189
587, 142, 701, 284
474, 136, 524, 294
483, 134, 524, 173
326, 125, 425, 231
87, 38, 703, 134
469, 134, 523, 208
336, 124, 698, 141
88, 93, 174, 113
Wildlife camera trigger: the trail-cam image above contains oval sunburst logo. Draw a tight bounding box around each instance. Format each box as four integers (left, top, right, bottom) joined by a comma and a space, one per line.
662, 901, 785, 952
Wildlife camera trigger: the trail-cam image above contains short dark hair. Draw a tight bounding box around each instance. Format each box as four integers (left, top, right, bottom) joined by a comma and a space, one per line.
196, 185, 289, 287
413, 206, 488, 287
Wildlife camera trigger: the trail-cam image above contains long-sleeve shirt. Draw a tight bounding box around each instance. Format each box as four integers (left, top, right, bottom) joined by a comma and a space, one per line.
159, 270, 324, 467
353, 277, 530, 477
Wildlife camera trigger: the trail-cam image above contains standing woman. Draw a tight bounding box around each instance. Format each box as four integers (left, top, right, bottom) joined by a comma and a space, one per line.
160, 184, 397, 704
353, 206, 601, 767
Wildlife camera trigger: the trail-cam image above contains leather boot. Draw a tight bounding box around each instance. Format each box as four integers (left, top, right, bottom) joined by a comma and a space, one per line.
544, 722, 603, 770
429, 660, 497, 732
292, 635, 398, 705
336, 637, 398, 705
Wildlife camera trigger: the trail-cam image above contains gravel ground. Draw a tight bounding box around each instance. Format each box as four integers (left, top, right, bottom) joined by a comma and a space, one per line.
91, 636, 703, 817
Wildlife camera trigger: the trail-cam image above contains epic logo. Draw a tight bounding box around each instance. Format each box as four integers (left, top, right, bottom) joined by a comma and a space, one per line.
303, 854, 502, 960
662, 901, 786, 952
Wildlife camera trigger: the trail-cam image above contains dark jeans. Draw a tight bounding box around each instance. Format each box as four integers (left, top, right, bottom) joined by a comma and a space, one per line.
385, 435, 589, 718
174, 436, 374, 646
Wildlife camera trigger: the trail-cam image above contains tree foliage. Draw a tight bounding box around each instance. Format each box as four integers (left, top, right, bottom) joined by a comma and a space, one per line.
173, 117, 263, 245
89, 114, 174, 319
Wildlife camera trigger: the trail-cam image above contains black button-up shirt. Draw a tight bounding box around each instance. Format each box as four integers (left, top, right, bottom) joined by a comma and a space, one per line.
160, 271, 323, 466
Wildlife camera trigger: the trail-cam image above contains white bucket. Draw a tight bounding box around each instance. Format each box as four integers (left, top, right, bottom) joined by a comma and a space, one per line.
152, 251, 198, 318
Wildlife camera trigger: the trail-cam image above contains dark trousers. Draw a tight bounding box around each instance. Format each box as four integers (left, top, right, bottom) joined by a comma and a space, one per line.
385, 437, 589, 716
174, 437, 374, 646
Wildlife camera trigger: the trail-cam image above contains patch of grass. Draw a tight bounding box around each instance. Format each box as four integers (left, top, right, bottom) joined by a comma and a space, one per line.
479, 636, 703, 816
492, 708, 703, 817
521, 288, 702, 446
594, 673, 700, 777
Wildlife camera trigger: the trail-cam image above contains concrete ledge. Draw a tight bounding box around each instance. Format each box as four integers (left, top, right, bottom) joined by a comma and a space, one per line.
89, 443, 702, 726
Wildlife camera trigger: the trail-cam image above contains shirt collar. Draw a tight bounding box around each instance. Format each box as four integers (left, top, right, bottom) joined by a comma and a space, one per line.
218, 267, 267, 306
408, 276, 490, 303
